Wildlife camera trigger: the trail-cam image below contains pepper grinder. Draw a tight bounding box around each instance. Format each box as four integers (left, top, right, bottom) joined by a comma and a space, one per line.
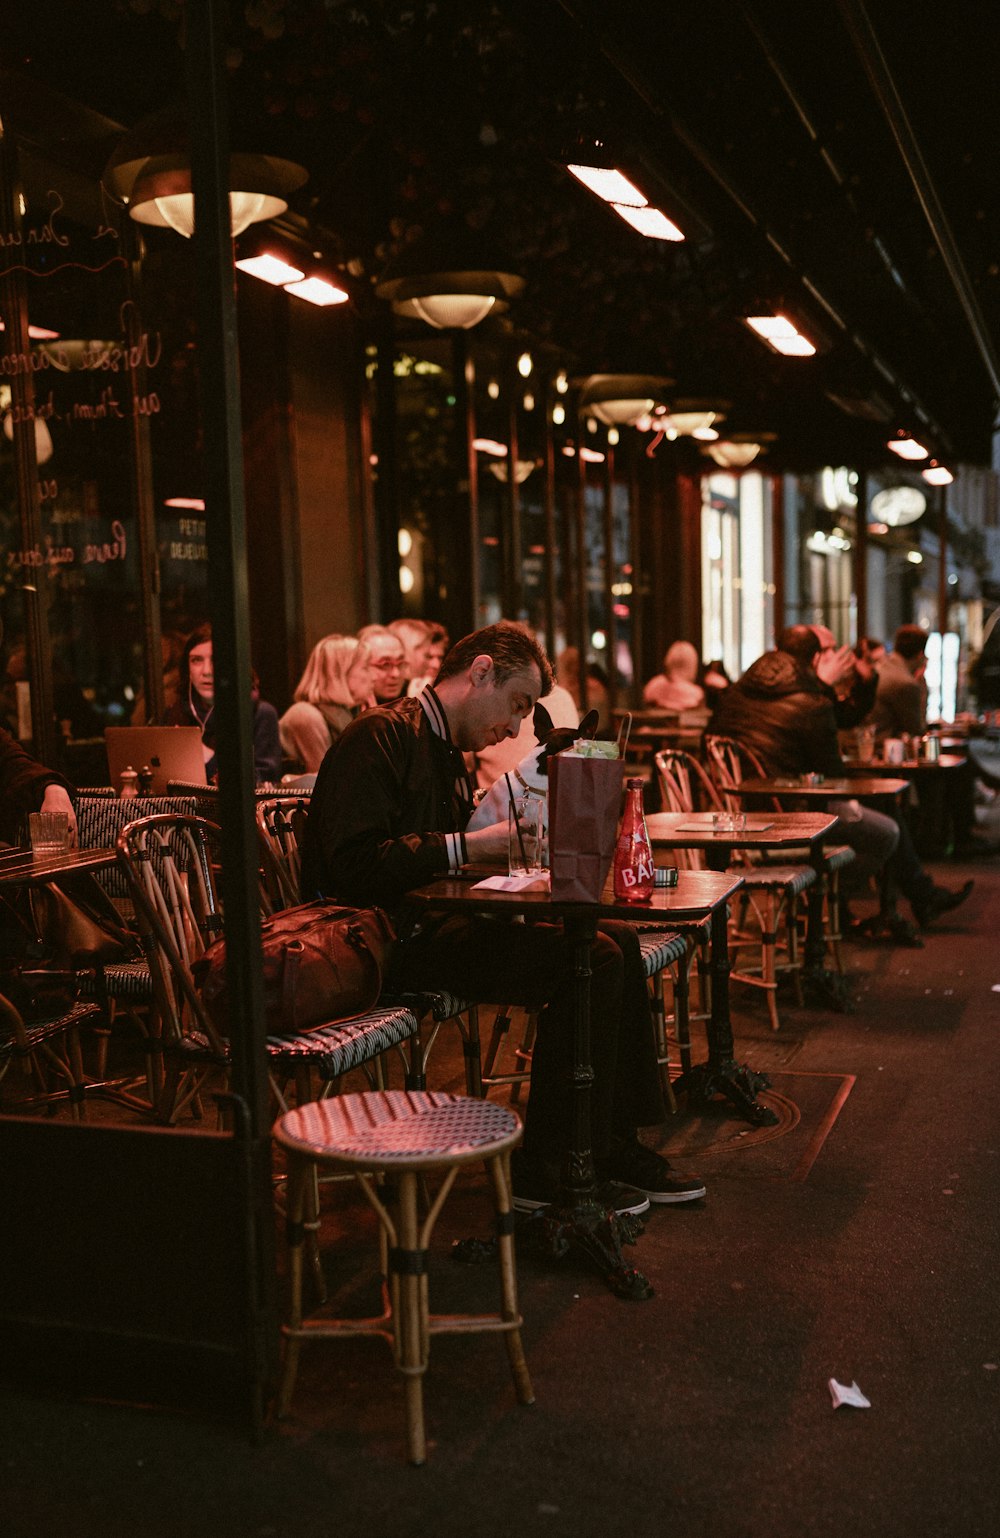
136, 765, 154, 797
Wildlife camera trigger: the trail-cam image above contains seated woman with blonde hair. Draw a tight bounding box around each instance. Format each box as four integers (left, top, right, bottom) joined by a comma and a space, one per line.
643, 640, 706, 712
279, 634, 374, 773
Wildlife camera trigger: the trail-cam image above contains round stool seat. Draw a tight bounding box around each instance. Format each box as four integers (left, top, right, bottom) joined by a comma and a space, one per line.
274, 1089, 522, 1172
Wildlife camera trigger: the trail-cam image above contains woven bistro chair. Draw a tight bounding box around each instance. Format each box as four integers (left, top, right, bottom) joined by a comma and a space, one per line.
256, 795, 482, 1096
73, 793, 201, 1091
655, 749, 817, 1032
703, 734, 856, 974
116, 813, 419, 1125
273, 1089, 534, 1464
0, 986, 98, 1120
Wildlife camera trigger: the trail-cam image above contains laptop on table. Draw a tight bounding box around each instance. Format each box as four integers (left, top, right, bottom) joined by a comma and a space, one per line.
104, 727, 208, 796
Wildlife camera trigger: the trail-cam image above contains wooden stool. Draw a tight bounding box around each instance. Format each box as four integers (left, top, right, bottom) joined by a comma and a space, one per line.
273, 1089, 534, 1464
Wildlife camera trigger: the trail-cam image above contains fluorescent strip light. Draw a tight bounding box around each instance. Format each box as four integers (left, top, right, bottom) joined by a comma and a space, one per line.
236, 254, 304, 285
887, 436, 929, 460
566, 163, 647, 206
612, 204, 684, 241
284, 276, 349, 307
0, 322, 62, 339
745, 314, 817, 357
472, 438, 508, 457
164, 497, 206, 510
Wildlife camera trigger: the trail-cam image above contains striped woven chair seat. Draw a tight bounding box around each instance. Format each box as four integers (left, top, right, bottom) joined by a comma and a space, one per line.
0, 1000, 101, 1064
635, 929, 688, 975
772, 842, 857, 872
386, 988, 469, 1023
78, 960, 153, 1002
175, 1003, 419, 1081
732, 863, 817, 897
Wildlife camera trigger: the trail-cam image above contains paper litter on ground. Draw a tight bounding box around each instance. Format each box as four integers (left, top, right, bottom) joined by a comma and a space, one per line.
828, 1378, 871, 1409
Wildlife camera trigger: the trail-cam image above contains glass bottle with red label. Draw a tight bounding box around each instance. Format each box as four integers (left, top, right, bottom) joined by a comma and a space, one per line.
613, 776, 655, 901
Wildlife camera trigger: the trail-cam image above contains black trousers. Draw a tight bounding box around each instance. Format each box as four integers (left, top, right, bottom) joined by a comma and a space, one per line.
390, 916, 666, 1162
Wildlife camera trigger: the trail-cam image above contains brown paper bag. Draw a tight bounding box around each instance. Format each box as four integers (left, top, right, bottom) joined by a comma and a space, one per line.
548, 751, 623, 901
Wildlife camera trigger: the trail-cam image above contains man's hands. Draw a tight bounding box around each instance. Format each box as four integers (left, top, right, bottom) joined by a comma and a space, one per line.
816, 644, 856, 694
464, 822, 515, 863
40, 784, 77, 846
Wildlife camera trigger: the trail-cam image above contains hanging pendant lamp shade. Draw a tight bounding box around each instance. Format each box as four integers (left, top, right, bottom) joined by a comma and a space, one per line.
102, 107, 307, 238
575, 374, 674, 427
375, 227, 524, 329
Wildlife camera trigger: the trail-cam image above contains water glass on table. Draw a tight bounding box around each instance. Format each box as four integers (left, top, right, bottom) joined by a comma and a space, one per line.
508, 796, 545, 875
28, 811, 71, 856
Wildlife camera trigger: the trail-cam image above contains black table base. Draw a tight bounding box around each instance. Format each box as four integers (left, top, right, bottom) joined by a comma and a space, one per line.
672, 1055, 777, 1127
522, 1200, 652, 1300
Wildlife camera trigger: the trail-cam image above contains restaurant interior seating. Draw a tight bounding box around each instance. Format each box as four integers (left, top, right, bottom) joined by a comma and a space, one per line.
655, 749, 817, 1031
273, 1088, 534, 1465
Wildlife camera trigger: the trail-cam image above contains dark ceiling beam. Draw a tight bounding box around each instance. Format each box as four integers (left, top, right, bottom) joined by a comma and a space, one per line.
837, 0, 1000, 417
556, 0, 954, 453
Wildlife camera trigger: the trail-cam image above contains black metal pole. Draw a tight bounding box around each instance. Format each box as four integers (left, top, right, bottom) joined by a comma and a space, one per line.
602, 443, 617, 708
186, 0, 277, 1418
0, 119, 57, 768
541, 380, 558, 659
122, 221, 165, 723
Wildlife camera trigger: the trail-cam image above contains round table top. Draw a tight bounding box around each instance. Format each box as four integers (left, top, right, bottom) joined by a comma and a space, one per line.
736, 775, 910, 799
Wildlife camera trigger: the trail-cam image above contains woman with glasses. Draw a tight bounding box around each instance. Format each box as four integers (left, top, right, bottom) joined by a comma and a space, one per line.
357, 624, 408, 706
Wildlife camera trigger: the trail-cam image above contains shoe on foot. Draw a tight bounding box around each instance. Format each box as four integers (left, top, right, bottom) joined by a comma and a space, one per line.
601, 1138, 707, 1205
912, 879, 974, 929
510, 1150, 650, 1217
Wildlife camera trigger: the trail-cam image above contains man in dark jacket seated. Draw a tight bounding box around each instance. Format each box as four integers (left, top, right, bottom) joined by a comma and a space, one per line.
301, 620, 706, 1213
710, 626, 972, 939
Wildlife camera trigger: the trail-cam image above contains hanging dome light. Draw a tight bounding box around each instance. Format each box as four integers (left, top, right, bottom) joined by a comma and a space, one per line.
575, 373, 674, 427
375, 227, 524, 330
702, 432, 776, 469
102, 107, 307, 239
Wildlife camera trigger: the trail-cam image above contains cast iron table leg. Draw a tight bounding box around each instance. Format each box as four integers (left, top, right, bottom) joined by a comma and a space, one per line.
671, 891, 777, 1128
522, 912, 653, 1301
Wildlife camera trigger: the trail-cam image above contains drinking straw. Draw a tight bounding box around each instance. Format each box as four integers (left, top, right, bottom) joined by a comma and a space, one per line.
505, 773, 530, 869
615, 711, 633, 759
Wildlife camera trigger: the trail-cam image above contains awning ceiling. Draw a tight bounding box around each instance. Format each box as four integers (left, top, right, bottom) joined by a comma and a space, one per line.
8, 0, 999, 470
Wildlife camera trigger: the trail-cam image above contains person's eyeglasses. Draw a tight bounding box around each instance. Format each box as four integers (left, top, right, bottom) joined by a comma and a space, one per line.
370, 659, 405, 672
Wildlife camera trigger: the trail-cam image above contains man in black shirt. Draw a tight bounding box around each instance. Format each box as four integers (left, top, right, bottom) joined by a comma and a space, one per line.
301, 621, 706, 1212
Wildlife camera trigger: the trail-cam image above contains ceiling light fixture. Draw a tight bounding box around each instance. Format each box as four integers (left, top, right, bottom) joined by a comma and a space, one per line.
565, 159, 684, 242
887, 433, 929, 460
102, 108, 306, 239
376, 229, 524, 331
922, 461, 954, 486
284, 276, 349, 307
745, 314, 817, 357
575, 373, 674, 427
235, 254, 305, 286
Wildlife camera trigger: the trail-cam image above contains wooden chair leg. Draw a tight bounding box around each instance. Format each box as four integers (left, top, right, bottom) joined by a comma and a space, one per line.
488, 1150, 535, 1405
394, 1170, 429, 1465
276, 1155, 307, 1419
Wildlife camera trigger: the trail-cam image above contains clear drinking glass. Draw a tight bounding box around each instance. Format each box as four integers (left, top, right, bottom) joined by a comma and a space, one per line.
508, 796, 544, 875
28, 811, 71, 855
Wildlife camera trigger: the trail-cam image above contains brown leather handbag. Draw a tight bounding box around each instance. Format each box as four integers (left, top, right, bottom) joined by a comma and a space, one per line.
30, 874, 143, 969
193, 899, 396, 1034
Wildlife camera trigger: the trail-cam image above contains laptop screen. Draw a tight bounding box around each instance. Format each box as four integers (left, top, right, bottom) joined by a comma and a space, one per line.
104, 727, 208, 796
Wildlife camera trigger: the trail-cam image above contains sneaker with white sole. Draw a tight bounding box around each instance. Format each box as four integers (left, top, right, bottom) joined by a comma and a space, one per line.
510, 1152, 650, 1217
602, 1139, 707, 1204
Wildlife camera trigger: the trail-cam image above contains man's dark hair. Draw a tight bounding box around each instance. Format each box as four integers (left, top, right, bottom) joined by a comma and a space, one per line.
437, 621, 554, 693
894, 624, 928, 661
776, 625, 821, 666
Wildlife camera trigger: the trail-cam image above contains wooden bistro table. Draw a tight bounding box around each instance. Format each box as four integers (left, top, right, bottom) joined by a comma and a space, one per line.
0, 845, 124, 1113
406, 868, 744, 1301
646, 806, 839, 978
735, 775, 911, 945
